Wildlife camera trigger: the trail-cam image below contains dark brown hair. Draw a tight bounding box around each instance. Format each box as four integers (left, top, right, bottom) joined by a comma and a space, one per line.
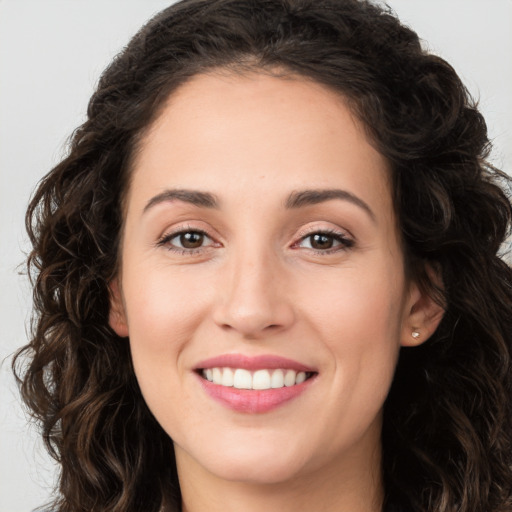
14, 1, 512, 511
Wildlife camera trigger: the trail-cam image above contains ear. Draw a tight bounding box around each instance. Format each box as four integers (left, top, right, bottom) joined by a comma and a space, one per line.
108, 278, 129, 338
401, 270, 445, 347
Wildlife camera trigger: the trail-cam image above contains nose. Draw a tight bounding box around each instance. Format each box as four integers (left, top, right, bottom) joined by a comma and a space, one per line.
212, 250, 295, 339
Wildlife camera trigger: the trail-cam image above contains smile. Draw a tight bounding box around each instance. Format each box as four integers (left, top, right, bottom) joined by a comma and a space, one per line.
195, 354, 318, 413
201, 367, 313, 390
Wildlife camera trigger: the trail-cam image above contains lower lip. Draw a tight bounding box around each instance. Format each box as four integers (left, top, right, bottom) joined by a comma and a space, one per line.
196, 373, 316, 414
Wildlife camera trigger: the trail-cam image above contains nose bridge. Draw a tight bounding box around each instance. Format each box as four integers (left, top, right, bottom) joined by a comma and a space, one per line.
231, 246, 273, 304
214, 239, 293, 336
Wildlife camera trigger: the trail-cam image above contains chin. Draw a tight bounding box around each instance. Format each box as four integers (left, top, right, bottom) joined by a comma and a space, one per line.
176, 434, 311, 485
206, 456, 307, 485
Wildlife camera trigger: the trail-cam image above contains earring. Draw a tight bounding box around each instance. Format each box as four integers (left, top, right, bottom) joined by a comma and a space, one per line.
411, 330, 420, 340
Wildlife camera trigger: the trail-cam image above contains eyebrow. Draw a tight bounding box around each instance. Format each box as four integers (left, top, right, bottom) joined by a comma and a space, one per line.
143, 189, 219, 212
143, 187, 375, 222
285, 189, 376, 222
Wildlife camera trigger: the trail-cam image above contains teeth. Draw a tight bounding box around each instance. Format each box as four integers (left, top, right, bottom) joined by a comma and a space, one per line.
271, 369, 284, 388
201, 367, 311, 390
296, 371, 306, 384
233, 369, 252, 389
212, 367, 222, 385
221, 367, 234, 387
284, 369, 296, 387
253, 369, 271, 390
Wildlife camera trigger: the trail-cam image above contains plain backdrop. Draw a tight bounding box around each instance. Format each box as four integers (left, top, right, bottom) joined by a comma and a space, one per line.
1, 1, 511, 510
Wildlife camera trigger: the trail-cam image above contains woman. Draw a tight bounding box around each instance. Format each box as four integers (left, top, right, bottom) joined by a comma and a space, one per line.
14, 0, 512, 511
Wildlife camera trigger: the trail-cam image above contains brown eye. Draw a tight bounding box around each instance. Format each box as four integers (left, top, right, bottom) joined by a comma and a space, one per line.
310, 233, 334, 250
296, 231, 353, 252
179, 231, 204, 249
158, 229, 215, 252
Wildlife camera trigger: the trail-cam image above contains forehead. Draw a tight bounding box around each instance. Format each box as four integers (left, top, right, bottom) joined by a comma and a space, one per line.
128, 71, 392, 216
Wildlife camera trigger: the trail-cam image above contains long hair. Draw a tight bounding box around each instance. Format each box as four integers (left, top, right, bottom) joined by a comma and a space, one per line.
14, 1, 512, 511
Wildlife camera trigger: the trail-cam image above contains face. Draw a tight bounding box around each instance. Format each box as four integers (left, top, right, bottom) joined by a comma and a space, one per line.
110, 72, 435, 486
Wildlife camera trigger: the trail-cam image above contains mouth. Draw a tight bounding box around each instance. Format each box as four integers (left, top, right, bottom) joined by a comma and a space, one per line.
198, 367, 316, 390
194, 354, 318, 413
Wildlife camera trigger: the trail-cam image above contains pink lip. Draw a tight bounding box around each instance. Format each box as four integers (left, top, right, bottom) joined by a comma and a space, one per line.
196, 374, 316, 414
194, 354, 317, 414
195, 353, 316, 373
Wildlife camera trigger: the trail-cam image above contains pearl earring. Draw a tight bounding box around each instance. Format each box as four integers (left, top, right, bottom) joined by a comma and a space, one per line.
412, 330, 420, 340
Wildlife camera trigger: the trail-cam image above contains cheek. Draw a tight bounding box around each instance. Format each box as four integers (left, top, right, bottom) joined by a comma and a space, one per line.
300, 256, 406, 345
121, 263, 214, 399
124, 263, 211, 341
298, 258, 405, 417
122, 266, 213, 434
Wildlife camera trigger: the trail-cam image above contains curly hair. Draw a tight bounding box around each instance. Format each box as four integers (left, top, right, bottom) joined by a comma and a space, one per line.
13, 0, 512, 511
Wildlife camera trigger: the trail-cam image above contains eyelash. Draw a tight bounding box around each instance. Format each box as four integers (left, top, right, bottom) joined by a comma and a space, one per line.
156, 227, 216, 255
156, 227, 354, 255
293, 228, 354, 254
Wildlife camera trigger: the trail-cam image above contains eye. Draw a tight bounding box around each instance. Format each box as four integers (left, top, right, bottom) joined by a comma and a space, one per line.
174, 231, 208, 249
157, 229, 216, 252
295, 230, 354, 252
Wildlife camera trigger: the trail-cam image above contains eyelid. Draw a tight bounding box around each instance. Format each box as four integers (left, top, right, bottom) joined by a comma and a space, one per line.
155, 222, 354, 255
291, 226, 355, 253
156, 223, 221, 253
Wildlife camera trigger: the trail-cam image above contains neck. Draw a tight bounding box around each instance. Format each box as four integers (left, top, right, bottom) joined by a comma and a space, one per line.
176, 435, 383, 512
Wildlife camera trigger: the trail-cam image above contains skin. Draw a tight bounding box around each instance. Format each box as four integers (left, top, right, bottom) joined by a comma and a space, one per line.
110, 71, 443, 512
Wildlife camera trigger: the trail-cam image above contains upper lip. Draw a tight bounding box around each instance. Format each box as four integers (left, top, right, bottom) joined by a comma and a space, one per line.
195, 354, 316, 373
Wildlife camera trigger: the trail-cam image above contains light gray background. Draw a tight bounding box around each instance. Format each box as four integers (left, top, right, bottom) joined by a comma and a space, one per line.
1, 1, 511, 510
